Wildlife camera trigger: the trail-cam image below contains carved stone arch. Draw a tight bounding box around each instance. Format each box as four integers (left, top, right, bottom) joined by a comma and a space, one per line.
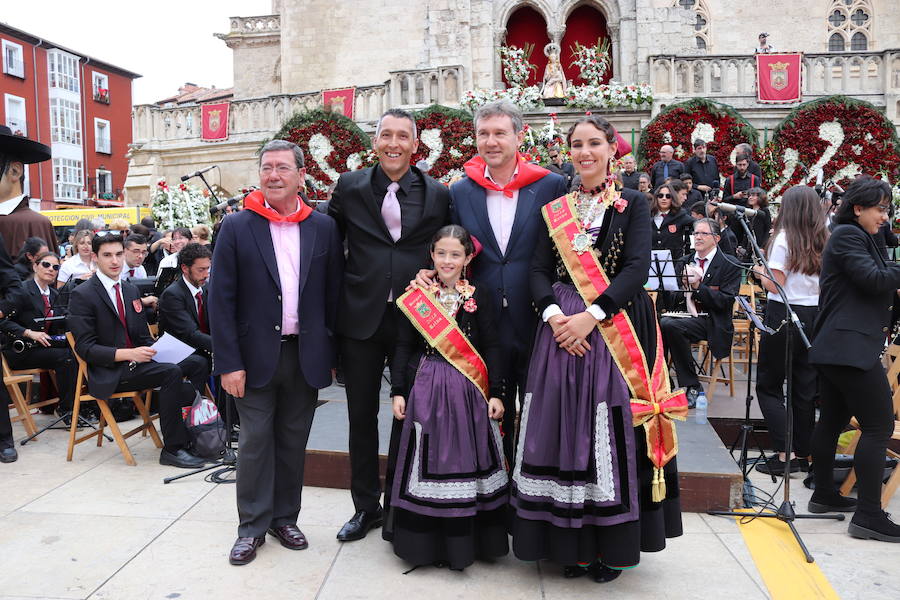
495, 0, 556, 34
558, 0, 622, 26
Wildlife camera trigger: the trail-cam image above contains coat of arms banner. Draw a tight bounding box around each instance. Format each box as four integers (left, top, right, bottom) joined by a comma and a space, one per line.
201, 102, 230, 141
322, 88, 355, 119
756, 53, 802, 104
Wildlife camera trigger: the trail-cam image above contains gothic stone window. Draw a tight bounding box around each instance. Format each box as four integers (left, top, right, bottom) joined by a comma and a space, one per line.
827, 0, 872, 52
679, 0, 711, 51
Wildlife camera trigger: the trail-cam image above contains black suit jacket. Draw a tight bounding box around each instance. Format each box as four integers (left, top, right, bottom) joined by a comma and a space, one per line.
208, 208, 344, 390
68, 276, 155, 400
681, 249, 741, 358
328, 165, 450, 340
652, 209, 695, 259
0, 280, 61, 339
809, 223, 900, 370
159, 278, 211, 353
650, 159, 685, 188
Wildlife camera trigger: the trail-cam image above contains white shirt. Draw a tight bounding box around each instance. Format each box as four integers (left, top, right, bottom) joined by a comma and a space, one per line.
159, 252, 179, 270
695, 246, 717, 277
96, 270, 126, 313
0, 193, 26, 216
484, 165, 519, 256
58, 255, 94, 284
653, 211, 668, 229
123, 264, 147, 280
182, 275, 202, 314
766, 232, 819, 306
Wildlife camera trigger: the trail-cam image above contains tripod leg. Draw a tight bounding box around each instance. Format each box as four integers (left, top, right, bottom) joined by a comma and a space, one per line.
785, 518, 815, 563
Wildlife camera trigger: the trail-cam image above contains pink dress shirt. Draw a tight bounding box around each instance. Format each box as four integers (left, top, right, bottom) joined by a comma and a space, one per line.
266, 201, 301, 335
484, 165, 519, 256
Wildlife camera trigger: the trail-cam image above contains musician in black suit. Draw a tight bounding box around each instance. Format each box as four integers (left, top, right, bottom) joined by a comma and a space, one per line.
0, 232, 22, 462
809, 176, 900, 542
328, 109, 450, 542
67, 233, 206, 469
158, 243, 211, 392
0, 251, 77, 420
660, 218, 741, 406
649, 144, 684, 188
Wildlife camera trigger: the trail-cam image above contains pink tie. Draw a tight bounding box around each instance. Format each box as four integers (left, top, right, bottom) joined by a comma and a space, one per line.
382, 182, 402, 242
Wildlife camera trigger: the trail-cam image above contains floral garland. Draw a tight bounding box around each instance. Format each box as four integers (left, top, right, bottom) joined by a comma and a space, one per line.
569, 38, 612, 86
637, 98, 759, 177
499, 44, 536, 89
151, 179, 212, 230
269, 109, 375, 200
758, 95, 900, 198
411, 105, 475, 183
565, 82, 653, 110
461, 86, 543, 113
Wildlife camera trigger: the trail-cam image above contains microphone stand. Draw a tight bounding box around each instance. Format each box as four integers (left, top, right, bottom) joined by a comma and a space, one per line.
195, 172, 221, 206
708, 208, 844, 563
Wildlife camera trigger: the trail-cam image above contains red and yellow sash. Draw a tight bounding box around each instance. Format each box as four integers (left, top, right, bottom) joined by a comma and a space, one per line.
542, 193, 688, 502
396, 287, 490, 401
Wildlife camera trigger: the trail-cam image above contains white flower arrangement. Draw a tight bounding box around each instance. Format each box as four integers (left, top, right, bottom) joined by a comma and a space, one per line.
420, 128, 444, 168
663, 131, 673, 144
461, 136, 474, 146
690, 122, 716, 144
564, 82, 653, 110
461, 86, 543, 112
569, 38, 612, 87
498, 45, 536, 89
439, 168, 465, 184
151, 178, 211, 230
449, 147, 463, 159
308, 133, 341, 184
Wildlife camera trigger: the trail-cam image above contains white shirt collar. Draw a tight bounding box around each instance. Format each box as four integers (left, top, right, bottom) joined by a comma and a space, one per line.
697, 246, 717, 265
484, 164, 518, 186
182, 275, 202, 298
0, 194, 26, 216
95, 270, 122, 293
35, 280, 51, 295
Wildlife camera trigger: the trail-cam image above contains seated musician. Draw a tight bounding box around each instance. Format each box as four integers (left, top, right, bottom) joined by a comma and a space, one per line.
0, 251, 79, 423
67, 233, 207, 469
158, 243, 211, 393
659, 218, 741, 407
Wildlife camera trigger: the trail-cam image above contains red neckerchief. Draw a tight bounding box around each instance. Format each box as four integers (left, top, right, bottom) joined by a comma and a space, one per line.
243, 190, 313, 223
463, 154, 550, 198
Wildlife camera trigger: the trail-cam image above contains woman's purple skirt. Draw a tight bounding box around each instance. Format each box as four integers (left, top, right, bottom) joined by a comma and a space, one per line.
510, 283, 682, 568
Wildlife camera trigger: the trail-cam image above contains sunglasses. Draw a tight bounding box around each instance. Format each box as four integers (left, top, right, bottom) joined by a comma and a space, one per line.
656, 193, 672, 199
39, 261, 61, 271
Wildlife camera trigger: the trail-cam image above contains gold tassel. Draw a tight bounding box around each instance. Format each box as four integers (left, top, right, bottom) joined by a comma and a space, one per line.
651, 466, 666, 503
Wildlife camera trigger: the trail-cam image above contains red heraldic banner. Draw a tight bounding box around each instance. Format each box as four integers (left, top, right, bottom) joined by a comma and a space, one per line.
756, 53, 803, 104
322, 88, 355, 120
201, 102, 230, 141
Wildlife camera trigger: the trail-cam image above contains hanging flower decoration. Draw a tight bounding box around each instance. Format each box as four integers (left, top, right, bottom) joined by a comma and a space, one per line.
569, 38, 612, 87
411, 105, 475, 183
499, 44, 537, 89
758, 95, 900, 198
151, 178, 212, 230
637, 98, 759, 177
269, 109, 375, 201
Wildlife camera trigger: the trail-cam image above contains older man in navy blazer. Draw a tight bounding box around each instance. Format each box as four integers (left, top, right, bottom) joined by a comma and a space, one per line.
209, 140, 343, 566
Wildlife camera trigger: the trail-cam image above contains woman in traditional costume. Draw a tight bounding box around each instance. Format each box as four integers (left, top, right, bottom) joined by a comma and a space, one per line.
510, 115, 685, 582
383, 225, 509, 570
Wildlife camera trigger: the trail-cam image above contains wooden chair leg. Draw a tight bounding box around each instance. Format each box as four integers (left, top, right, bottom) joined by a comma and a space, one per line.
95, 400, 136, 466
881, 451, 900, 508
8, 382, 37, 437
839, 431, 862, 497
706, 359, 722, 399
67, 397, 81, 462
133, 391, 162, 449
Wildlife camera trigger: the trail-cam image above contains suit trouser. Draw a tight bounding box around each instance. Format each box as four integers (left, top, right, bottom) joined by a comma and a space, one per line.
496, 308, 530, 469
177, 353, 210, 395
5, 347, 78, 413
116, 362, 191, 453
755, 301, 818, 456
0, 384, 12, 447
660, 315, 712, 389
235, 339, 318, 537
342, 304, 398, 512
811, 364, 895, 516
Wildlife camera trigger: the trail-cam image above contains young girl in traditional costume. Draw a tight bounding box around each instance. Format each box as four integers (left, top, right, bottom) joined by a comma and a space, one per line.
383, 225, 508, 570
510, 115, 685, 582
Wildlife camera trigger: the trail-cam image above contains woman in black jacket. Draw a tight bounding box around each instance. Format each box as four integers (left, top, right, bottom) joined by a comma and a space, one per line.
650, 182, 694, 260
808, 176, 900, 542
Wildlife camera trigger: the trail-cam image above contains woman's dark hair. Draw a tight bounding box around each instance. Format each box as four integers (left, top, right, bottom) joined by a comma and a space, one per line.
16, 237, 47, 266
651, 183, 679, 216
747, 186, 769, 208
835, 175, 893, 225
767, 185, 828, 276
430, 225, 475, 255
31, 250, 59, 273
566, 115, 616, 147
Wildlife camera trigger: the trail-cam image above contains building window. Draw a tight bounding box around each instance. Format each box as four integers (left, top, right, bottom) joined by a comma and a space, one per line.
50, 98, 82, 145
826, 1, 873, 52
92, 72, 110, 104
94, 118, 111, 154
682, 0, 711, 52
4, 94, 27, 136
2, 39, 25, 78
53, 157, 83, 202
96, 169, 113, 198
47, 50, 80, 92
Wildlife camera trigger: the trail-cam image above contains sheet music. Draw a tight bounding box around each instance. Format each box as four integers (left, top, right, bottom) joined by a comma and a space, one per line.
151, 333, 196, 365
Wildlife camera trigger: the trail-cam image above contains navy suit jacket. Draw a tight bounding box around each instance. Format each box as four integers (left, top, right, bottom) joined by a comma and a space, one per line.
450, 172, 567, 339
207, 208, 343, 390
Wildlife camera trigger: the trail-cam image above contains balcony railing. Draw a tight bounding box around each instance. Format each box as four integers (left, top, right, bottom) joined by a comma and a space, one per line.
227, 15, 280, 34
648, 49, 900, 108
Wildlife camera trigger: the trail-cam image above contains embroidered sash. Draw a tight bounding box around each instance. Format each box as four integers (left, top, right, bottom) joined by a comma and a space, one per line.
542, 192, 688, 502
396, 287, 490, 401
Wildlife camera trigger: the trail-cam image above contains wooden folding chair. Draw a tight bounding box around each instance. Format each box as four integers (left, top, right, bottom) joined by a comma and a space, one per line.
5, 366, 39, 438
65, 332, 162, 466
731, 283, 761, 374
839, 344, 900, 506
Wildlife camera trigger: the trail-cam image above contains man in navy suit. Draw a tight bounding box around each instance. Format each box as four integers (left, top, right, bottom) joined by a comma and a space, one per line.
419, 101, 567, 465
209, 140, 343, 566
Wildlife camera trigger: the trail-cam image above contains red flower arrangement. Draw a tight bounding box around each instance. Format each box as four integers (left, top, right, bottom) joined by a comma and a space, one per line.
759, 95, 900, 197
636, 99, 758, 178
412, 105, 475, 183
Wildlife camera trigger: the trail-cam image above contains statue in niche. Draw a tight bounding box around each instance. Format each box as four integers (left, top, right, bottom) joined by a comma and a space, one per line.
541, 43, 567, 99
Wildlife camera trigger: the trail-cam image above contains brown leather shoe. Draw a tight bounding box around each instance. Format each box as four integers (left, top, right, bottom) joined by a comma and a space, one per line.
229, 536, 265, 565
267, 524, 309, 550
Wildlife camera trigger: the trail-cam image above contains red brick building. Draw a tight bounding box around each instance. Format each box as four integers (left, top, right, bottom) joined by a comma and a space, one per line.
0, 23, 140, 209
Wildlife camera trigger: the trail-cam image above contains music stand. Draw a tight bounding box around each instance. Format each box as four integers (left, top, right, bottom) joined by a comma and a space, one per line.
153, 268, 180, 296
647, 250, 682, 292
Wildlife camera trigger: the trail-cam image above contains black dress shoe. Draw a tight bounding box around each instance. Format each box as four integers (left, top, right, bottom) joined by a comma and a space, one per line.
808, 492, 858, 513
159, 448, 205, 469
267, 524, 308, 550
755, 455, 800, 475
848, 511, 900, 543
229, 536, 265, 565
0, 446, 18, 463
336, 507, 384, 541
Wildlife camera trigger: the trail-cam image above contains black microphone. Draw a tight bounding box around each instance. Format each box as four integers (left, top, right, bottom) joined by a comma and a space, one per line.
210, 189, 253, 215
181, 165, 218, 182
710, 201, 759, 219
